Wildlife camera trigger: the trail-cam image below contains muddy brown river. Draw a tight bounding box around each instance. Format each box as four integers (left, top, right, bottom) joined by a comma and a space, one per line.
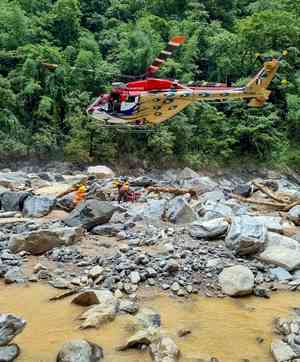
0, 283, 299, 362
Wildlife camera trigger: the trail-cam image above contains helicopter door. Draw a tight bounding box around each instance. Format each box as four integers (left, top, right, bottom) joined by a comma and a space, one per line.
120, 96, 139, 115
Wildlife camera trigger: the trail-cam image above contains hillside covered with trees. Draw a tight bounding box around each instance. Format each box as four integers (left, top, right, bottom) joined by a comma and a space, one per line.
0, 0, 299, 168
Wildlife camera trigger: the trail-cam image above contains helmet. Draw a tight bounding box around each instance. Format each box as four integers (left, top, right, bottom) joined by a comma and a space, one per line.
78, 184, 86, 193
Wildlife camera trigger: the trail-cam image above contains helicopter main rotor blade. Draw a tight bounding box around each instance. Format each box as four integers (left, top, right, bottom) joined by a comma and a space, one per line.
146, 35, 186, 76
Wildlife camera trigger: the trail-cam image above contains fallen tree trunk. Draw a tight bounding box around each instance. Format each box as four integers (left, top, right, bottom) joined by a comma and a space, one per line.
232, 194, 287, 209
252, 181, 289, 203
146, 186, 197, 198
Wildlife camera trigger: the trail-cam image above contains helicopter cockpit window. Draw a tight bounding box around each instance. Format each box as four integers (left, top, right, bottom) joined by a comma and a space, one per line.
120, 96, 139, 114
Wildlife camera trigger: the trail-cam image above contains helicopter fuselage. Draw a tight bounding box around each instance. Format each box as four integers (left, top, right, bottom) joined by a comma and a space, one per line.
87, 59, 279, 126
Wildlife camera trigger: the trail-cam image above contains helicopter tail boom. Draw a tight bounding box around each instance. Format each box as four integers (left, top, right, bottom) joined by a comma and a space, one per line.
245, 59, 280, 107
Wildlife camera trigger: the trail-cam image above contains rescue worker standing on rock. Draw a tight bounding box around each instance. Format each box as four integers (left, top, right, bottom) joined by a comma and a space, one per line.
113, 176, 129, 203
74, 183, 87, 205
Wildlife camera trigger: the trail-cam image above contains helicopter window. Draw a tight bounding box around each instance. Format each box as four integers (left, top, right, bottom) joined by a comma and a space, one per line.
127, 96, 136, 102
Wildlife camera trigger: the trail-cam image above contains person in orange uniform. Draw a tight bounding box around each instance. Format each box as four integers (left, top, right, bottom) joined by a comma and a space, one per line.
74, 184, 87, 205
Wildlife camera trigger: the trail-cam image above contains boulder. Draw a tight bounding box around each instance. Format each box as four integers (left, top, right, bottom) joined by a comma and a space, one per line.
135, 308, 161, 330
4, 268, 27, 284
130, 176, 155, 187
49, 277, 71, 289
0, 344, 20, 361
182, 175, 218, 194
259, 246, 300, 271
218, 265, 254, 296
233, 184, 253, 198
23, 195, 56, 217
90, 224, 123, 236
72, 289, 116, 307
0, 172, 27, 190
150, 336, 180, 362
0, 191, 31, 212
165, 196, 198, 224
198, 191, 225, 204
0, 314, 26, 346
225, 216, 267, 256
64, 200, 118, 230
179, 167, 199, 180
78, 303, 118, 329
119, 300, 139, 314
57, 192, 76, 212
271, 339, 297, 362
198, 201, 233, 220
142, 200, 166, 224
288, 205, 300, 226
251, 216, 293, 233
87, 165, 114, 179
189, 218, 229, 239
270, 267, 292, 281
8, 226, 82, 255
118, 328, 160, 351
266, 232, 300, 251
57, 340, 103, 362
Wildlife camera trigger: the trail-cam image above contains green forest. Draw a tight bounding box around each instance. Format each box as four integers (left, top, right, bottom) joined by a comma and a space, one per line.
0, 0, 300, 168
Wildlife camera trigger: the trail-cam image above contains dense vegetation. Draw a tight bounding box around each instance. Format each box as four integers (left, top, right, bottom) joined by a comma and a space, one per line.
0, 0, 300, 168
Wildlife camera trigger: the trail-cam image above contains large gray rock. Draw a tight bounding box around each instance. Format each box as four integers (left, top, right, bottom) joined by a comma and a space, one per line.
251, 216, 293, 233
142, 200, 166, 224
198, 200, 233, 220
64, 200, 118, 230
179, 167, 199, 180
0, 172, 27, 190
135, 308, 161, 330
57, 192, 76, 212
288, 205, 300, 226
23, 195, 56, 217
130, 176, 155, 187
4, 267, 27, 284
8, 226, 82, 255
259, 246, 300, 271
270, 267, 292, 281
57, 340, 103, 362
198, 190, 225, 204
87, 165, 114, 179
271, 339, 297, 362
182, 175, 218, 194
150, 336, 180, 362
189, 218, 229, 239
165, 196, 198, 224
0, 344, 20, 361
266, 232, 300, 251
90, 224, 123, 236
0, 191, 30, 212
218, 265, 254, 296
225, 216, 267, 256
0, 314, 26, 346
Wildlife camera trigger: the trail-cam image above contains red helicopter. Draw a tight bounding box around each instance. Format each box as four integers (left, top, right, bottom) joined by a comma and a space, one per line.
43, 36, 286, 128
86, 35, 284, 128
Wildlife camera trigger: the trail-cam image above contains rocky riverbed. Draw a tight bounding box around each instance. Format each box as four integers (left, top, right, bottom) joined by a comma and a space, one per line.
1, 164, 300, 361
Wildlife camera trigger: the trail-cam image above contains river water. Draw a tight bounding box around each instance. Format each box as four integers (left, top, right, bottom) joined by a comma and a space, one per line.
0, 283, 299, 362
